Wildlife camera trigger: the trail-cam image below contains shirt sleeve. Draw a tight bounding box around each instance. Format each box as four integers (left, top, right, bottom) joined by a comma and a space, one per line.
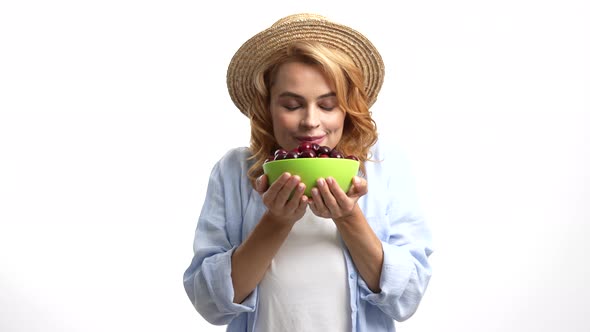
183, 153, 257, 325
357, 142, 434, 321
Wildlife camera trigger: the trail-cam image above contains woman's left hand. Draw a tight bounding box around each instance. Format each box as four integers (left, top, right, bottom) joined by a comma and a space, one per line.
309, 175, 368, 219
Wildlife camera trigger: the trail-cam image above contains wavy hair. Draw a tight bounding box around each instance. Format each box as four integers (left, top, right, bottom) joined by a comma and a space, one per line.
245, 41, 378, 185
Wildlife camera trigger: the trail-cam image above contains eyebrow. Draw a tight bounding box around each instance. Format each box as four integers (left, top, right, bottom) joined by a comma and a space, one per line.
278, 91, 337, 100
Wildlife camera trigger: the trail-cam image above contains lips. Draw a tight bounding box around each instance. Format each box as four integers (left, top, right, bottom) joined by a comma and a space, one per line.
297, 135, 325, 145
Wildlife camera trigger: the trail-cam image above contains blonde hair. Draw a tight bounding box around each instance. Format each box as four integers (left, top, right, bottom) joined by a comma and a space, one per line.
246, 41, 378, 184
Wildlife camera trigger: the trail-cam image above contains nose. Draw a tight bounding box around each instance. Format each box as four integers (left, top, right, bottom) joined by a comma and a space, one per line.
300, 106, 320, 129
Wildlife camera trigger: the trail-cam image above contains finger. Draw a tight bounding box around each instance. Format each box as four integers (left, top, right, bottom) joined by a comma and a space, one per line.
308, 199, 319, 215
310, 186, 325, 212
285, 181, 306, 210
294, 192, 309, 214
326, 178, 357, 213
263, 172, 291, 204
275, 175, 301, 206
309, 188, 330, 217
255, 174, 269, 194
317, 177, 338, 213
347, 176, 368, 197
308, 198, 325, 217
327, 177, 350, 208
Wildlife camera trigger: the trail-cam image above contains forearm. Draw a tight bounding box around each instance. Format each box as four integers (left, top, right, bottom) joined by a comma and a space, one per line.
334, 204, 383, 292
231, 212, 293, 303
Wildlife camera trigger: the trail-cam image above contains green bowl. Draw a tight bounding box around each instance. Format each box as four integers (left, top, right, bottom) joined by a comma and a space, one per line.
263, 158, 360, 197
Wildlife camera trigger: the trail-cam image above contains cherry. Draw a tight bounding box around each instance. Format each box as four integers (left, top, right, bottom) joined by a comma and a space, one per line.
268, 145, 358, 161
285, 151, 299, 159
316, 145, 331, 155
329, 149, 344, 158
299, 149, 316, 158
274, 148, 288, 157
274, 152, 288, 160
298, 142, 314, 152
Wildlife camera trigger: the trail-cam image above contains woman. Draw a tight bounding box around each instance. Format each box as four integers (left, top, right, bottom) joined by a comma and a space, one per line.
183, 13, 433, 332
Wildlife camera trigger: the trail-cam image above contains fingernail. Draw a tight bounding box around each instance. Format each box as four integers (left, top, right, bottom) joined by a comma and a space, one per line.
317, 178, 325, 187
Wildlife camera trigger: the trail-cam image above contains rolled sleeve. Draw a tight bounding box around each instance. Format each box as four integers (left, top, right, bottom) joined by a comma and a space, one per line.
356, 140, 434, 322
191, 246, 256, 324
358, 238, 431, 321
183, 149, 258, 326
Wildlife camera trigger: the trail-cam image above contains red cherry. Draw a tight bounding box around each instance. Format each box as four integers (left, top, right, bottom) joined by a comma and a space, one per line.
299, 149, 316, 158
274, 152, 288, 160
285, 151, 299, 159
274, 148, 288, 157
298, 142, 314, 152
329, 149, 343, 158
269, 145, 357, 161
317, 146, 331, 155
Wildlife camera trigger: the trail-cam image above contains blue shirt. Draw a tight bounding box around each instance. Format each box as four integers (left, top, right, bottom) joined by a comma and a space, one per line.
183, 139, 434, 332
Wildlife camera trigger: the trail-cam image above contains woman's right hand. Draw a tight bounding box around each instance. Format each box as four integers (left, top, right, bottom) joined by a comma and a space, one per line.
255, 173, 308, 224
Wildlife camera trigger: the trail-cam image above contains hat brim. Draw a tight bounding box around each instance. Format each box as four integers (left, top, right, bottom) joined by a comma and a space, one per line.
226, 14, 385, 116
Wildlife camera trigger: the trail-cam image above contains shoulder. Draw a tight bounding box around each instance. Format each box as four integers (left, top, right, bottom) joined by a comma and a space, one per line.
217, 146, 252, 167
207, 146, 253, 179
217, 146, 252, 169
368, 137, 413, 171
206, 146, 256, 197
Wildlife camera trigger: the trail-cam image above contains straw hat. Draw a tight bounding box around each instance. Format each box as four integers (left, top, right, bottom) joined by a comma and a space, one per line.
226, 13, 385, 116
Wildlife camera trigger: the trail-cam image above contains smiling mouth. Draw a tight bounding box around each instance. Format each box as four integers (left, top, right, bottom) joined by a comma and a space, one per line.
297, 136, 325, 145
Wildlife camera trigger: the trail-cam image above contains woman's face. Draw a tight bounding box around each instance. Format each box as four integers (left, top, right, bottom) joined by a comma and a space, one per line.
269, 61, 345, 152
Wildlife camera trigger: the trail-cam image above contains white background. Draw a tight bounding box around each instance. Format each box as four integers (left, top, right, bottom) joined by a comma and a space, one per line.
1, 0, 589, 331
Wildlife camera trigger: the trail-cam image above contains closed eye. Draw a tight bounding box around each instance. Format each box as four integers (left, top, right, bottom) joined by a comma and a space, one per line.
283, 104, 301, 111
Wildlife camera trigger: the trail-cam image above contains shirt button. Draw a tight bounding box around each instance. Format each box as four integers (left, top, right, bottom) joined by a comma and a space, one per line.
349, 274, 355, 279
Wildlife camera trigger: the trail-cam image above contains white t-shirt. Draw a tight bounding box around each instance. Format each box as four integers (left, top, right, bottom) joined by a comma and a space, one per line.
254, 207, 351, 332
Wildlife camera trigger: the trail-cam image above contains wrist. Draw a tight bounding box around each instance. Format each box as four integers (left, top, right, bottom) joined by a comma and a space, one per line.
261, 211, 297, 230
333, 204, 363, 224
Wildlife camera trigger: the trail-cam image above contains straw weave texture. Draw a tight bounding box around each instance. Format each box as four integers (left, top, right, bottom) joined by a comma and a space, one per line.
227, 13, 385, 116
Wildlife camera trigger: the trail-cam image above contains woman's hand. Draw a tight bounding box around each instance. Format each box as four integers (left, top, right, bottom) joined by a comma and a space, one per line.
309, 176, 368, 220
255, 172, 308, 224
